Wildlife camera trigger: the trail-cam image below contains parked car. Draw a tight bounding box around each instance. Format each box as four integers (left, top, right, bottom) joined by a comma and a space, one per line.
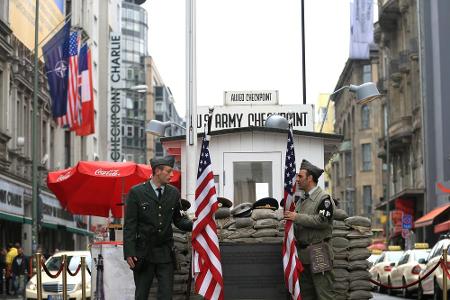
368, 250, 382, 268
418, 234, 450, 300
389, 244, 430, 298
369, 246, 404, 294
25, 251, 91, 300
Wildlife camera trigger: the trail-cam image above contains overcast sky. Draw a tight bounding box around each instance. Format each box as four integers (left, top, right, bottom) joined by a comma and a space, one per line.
143, 0, 357, 116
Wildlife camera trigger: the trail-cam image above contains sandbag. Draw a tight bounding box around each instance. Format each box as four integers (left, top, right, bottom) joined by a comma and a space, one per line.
331, 237, 349, 249
349, 248, 371, 261
251, 208, 278, 220
349, 279, 373, 291
334, 209, 348, 221
227, 228, 257, 239
252, 228, 279, 238
348, 238, 371, 248
349, 259, 371, 271
349, 290, 372, 299
332, 229, 350, 237
348, 270, 371, 281
235, 217, 255, 228
345, 216, 371, 227
254, 218, 279, 229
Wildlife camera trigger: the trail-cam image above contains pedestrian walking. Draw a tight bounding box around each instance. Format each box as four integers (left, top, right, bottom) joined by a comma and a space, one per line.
123, 156, 194, 300
11, 247, 28, 296
5, 243, 18, 295
284, 159, 336, 300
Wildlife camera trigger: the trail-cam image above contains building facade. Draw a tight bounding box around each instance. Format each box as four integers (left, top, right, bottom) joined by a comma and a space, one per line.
120, 0, 148, 163
330, 51, 384, 232
375, 0, 426, 243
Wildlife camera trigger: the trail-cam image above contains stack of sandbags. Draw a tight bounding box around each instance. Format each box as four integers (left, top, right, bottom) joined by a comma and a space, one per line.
345, 216, 373, 300
221, 202, 255, 243
331, 208, 350, 300
215, 197, 235, 241
251, 208, 283, 243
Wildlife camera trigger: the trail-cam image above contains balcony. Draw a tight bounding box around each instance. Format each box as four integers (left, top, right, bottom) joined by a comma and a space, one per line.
389, 116, 413, 151
398, 51, 410, 73
378, 0, 400, 31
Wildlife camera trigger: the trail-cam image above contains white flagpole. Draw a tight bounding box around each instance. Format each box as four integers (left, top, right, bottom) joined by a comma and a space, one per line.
185, 0, 197, 212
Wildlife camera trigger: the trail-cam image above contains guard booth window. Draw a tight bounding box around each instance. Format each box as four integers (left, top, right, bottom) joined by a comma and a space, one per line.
233, 161, 272, 206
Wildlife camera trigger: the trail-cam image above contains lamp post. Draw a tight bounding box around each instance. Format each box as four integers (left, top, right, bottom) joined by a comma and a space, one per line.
146, 120, 187, 136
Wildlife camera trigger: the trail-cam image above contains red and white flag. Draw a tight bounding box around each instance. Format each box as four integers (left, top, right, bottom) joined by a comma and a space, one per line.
75, 43, 95, 136
57, 30, 81, 129
282, 125, 303, 300
191, 135, 224, 300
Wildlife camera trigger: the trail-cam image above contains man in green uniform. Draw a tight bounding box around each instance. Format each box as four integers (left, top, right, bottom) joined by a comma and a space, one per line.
284, 159, 335, 300
124, 156, 193, 300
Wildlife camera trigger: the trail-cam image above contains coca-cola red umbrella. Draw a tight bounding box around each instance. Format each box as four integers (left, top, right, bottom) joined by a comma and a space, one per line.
47, 161, 181, 218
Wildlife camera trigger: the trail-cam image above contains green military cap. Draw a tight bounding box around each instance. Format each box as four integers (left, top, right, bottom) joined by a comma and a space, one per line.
253, 197, 279, 210
150, 155, 175, 169
217, 196, 233, 208
300, 159, 324, 178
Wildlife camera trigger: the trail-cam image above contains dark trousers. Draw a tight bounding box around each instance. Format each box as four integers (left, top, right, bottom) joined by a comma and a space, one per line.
299, 265, 334, 300
133, 262, 173, 300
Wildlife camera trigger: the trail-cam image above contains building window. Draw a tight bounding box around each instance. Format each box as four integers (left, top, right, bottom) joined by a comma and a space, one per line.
363, 64, 372, 83
361, 104, 370, 129
345, 190, 354, 216
363, 185, 372, 215
126, 126, 133, 137
362, 143, 372, 171
233, 161, 273, 206
345, 152, 352, 177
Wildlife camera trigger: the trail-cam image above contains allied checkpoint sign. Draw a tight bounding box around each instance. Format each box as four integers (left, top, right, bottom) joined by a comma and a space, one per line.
197, 104, 314, 132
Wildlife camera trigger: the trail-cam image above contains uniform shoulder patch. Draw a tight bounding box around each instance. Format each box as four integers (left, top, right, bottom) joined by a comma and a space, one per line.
317, 196, 333, 220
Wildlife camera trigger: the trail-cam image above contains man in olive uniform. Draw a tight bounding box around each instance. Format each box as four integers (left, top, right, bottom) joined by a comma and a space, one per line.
124, 156, 193, 300
284, 159, 335, 300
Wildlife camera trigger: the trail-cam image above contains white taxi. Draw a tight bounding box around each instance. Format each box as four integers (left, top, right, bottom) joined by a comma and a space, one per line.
390, 244, 430, 298
418, 235, 450, 300
26, 251, 91, 300
369, 246, 404, 294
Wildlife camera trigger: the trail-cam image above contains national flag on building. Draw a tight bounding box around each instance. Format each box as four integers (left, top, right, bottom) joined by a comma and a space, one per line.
191, 135, 224, 300
282, 124, 303, 300
42, 22, 71, 118
75, 43, 95, 136
56, 30, 81, 129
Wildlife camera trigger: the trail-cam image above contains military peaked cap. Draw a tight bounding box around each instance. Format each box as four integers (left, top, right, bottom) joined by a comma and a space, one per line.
217, 196, 233, 208
231, 202, 253, 218
150, 155, 175, 169
253, 197, 279, 210
300, 159, 324, 179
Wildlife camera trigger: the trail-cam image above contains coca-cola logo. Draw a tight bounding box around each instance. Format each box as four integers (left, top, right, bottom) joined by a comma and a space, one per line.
56, 171, 72, 182
94, 169, 120, 177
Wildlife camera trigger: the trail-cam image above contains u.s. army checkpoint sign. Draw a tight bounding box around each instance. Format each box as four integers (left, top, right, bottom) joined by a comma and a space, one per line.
197, 104, 314, 132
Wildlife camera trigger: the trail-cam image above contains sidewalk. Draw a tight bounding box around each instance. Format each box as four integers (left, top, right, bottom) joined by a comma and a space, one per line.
0, 295, 25, 300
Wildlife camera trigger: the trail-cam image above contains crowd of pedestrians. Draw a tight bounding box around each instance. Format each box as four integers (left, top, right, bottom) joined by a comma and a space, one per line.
0, 243, 28, 296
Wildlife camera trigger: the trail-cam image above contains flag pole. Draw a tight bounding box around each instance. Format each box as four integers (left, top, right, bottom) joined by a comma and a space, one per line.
31, 0, 40, 254
185, 0, 197, 211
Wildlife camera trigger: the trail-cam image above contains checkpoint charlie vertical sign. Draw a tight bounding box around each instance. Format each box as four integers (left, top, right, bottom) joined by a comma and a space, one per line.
108, 32, 122, 162
196, 104, 314, 132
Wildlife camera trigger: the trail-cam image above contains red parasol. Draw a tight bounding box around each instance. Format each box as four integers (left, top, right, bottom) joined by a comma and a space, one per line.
47, 161, 181, 218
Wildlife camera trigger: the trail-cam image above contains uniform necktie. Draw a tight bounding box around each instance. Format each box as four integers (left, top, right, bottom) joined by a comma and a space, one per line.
156, 187, 162, 201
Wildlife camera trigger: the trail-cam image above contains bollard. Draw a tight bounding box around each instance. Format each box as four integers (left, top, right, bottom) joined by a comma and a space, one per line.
62, 254, 68, 300
36, 253, 43, 300
81, 257, 86, 300
444, 248, 448, 300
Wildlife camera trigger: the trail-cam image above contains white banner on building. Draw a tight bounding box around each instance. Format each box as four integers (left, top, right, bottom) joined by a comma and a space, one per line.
0, 178, 24, 216
108, 32, 123, 162
350, 0, 373, 59
224, 90, 279, 106
197, 104, 314, 132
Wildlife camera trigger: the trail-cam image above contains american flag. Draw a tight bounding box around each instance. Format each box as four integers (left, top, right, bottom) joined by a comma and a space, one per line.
57, 31, 81, 129
191, 135, 224, 300
282, 125, 303, 300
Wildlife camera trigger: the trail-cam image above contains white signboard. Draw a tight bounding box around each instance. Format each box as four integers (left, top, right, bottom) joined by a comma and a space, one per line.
197, 105, 314, 132
108, 32, 123, 162
0, 178, 24, 215
224, 90, 279, 105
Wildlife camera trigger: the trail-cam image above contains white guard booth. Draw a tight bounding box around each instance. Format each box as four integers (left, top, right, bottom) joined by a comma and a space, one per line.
161, 118, 342, 212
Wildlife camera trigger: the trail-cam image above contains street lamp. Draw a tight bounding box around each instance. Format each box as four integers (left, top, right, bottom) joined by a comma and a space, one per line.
319, 82, 381, 133
145, 120, 186, 137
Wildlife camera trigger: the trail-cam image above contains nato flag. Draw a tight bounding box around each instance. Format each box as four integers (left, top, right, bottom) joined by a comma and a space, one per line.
42, 22, 71, 118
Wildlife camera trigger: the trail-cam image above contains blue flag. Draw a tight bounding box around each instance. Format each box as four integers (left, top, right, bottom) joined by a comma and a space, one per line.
42, 22, 71, 118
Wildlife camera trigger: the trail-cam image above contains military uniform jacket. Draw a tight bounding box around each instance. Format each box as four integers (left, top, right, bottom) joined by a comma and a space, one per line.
123, 181, 193, 263
294, 186, 335, 264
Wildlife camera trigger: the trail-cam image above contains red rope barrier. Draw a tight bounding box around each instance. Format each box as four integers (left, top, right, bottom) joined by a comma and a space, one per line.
41, 259, 65, 279
369, 259, 442, 289
441, 260, 450, 280
67, 263, 82, 277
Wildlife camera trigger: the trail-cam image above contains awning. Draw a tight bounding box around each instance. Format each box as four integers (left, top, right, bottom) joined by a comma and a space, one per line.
414, 203, 450, 228
67, 226, 94, 237
0, 212, 32, 224
434, 220, 450, 234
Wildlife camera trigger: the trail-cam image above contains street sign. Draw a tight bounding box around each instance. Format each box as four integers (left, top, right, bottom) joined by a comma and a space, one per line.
402, 214, 413, 229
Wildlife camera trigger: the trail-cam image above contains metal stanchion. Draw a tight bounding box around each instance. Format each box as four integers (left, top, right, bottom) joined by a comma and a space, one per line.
444, 248, 448, 300
81, 257, 86, 300
36, 253, 43, 300
62, 254, 68, 300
